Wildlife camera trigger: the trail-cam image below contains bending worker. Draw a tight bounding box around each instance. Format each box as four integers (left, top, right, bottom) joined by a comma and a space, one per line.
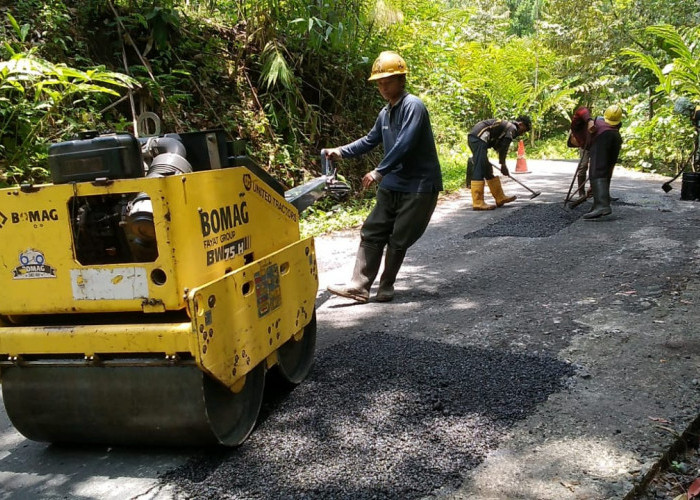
324, 51, 443, 304
468, 116, 531, 210
568, 105, 596, 200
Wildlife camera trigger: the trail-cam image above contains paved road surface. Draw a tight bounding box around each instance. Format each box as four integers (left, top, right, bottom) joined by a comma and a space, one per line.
0, 159, 698, 499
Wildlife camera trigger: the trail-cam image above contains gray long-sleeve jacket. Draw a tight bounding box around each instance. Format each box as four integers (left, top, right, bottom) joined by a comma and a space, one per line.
340, 93, 443, 193
469, 119, 520, 167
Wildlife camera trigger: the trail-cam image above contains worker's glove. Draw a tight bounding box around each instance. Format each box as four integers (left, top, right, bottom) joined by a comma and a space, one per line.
500, 164, 510, 176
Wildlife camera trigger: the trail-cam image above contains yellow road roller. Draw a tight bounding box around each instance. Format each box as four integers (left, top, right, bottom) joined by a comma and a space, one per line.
0, 127, 328, 446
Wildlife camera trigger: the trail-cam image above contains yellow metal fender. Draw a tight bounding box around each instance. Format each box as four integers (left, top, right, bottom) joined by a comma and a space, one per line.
187, 237, 318, 390
0, 322, 194, 359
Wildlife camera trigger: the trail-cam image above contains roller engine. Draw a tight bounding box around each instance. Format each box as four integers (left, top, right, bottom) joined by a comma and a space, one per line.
0, 124, 330, 446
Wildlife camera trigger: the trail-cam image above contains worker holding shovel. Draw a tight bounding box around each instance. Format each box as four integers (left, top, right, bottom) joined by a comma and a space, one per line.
323, 51, 443, 304
565, 105, 596, 204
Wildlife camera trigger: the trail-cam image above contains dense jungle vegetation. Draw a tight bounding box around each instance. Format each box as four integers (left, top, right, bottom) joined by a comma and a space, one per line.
0, 0, 698, 232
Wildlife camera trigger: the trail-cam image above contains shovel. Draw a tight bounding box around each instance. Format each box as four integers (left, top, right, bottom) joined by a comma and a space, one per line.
490, 162, 541, 199
507, 173, 542, 199
662, 165, 686, 193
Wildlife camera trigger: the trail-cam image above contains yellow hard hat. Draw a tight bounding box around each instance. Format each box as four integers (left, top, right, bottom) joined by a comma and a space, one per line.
368, 51, 408, 81
604, 105, 623, 126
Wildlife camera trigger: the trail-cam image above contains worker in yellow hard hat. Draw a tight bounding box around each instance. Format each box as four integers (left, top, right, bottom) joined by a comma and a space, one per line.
583, 104, 623, 220
323, 51, 443, 303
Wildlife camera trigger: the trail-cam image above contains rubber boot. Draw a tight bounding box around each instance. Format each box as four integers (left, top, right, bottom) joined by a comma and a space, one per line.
585, 184, 599, 214
471, 180, 496, 211
486, 177, 517, 207
327, 242, 384, 303
583, 178, 612, 219
375, 247, 406, 302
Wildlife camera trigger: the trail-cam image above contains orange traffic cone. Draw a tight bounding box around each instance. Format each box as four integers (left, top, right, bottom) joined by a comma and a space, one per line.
515, 140, 529, 173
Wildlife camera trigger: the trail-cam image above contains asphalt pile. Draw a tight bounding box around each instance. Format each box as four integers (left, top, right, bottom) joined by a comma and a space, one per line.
164, 333, 573, 499
466, 201, 590, 238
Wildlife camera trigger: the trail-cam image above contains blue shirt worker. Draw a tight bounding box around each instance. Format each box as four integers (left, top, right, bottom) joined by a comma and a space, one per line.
468, 116, 531, 210
324, 51, 443, 304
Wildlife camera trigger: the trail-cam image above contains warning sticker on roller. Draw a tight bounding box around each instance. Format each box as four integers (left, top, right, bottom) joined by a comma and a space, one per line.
255, 263, 281, 317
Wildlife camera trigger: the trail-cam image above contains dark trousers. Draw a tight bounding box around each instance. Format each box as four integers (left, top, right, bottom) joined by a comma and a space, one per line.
589, 132, 621, 180
468, 135, 495, 180
361, 187, 438, 252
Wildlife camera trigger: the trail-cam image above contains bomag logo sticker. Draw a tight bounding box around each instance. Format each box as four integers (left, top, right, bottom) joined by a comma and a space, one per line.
199, 202, 249, 237
9, 209, 59, 228
0, 211, 7, 229
12, 248, 57, 280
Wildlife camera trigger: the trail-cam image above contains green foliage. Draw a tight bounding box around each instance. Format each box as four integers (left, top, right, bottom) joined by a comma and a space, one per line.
2, 0, 699, 215
622, 24, 700, 100
437, 142, 470, 192
8, 0, 78, 60
385, 3, 578, 147
505, 0, 542, 36
300, 197, 375, 237
259, 42, 294, 90
0, 23, 136, 184
527, 133, 578, 160
619, 24, 700, 174
620, 98, 691, 174
670, 461, 688, 473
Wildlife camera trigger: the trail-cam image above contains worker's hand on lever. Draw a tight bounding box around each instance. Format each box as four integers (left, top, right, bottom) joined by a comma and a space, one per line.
324, 148, 342, 160
500, 164, 510, 176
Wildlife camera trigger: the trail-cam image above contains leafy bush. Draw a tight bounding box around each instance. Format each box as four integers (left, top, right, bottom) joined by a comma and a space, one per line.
620, 24, 700, 174
300, 197, 375, 237
0, 49, 135, 185
2, 0, 698, 220
621, 100, 692, 174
